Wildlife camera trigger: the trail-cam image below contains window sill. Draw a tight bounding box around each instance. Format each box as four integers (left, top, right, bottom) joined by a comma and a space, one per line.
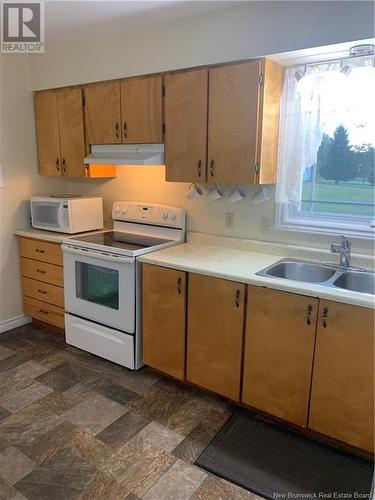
275, 204, 375, 240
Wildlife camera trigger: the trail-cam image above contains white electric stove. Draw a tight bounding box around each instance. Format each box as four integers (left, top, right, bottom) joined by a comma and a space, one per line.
62, 201, 185, 370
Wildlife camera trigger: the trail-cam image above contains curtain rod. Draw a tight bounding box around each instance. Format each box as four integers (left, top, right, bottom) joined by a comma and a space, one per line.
298, 53, 374, 70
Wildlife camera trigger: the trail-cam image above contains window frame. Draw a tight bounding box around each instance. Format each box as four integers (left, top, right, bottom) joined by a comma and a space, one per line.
275, 54, 374, 240
276, 202, 374, 239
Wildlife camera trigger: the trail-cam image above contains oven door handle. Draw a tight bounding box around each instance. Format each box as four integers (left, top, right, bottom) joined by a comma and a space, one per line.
61, 244, 135, 264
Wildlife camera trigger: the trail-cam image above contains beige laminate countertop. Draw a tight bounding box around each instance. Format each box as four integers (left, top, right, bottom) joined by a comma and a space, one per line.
139, 242, 375, 309
15, 227, 109, 243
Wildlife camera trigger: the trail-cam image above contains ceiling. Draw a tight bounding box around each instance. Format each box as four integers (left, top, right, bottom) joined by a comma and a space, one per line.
44, 1, 242, 42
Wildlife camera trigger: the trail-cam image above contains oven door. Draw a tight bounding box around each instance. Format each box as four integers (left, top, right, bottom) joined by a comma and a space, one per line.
62, 245, 135, 333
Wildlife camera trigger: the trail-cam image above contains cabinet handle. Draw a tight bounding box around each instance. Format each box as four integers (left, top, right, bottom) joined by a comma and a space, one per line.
322, 306, 329, 328
62, 158, 66, 174
177, 277, 182, 294
39, 309, 49, 315
235, 289, 241, 308
115, 122, 120, 138
38, 289, 47, 295
35, 248, 45, 254
210, 159, 215, 177
55, 158, 60, 172
196, 160, 202, 177
306, 304, 313, 325
37, 269, 46, 274
123, 122, 127, 139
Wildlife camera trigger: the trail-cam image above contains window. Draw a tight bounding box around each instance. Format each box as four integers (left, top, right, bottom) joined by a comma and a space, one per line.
276, 54, 375, 239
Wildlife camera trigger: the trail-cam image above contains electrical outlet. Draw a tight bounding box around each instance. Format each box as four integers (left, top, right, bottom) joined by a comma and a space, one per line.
225, 212, 234, 229
261, 216, 271, 233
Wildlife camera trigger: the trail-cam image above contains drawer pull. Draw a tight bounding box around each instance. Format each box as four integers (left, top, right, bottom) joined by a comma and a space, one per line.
38, 289, 47, 294
177, 277, 182, 294
37, 269, 46, 274
39, 309, 49, 314
35, 248, 45, 254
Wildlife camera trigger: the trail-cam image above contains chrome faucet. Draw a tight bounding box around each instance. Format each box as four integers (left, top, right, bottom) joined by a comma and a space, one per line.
331, 236, 351, 269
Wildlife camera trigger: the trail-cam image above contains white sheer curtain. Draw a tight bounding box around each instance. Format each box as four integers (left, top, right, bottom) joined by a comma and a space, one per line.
275, 56, 375, 205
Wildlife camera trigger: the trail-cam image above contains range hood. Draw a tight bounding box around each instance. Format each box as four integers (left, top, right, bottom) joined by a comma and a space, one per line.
84, 144, 164, 166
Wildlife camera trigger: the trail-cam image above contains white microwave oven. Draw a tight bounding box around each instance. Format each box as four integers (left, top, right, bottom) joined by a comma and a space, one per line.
30, 196, 103, 234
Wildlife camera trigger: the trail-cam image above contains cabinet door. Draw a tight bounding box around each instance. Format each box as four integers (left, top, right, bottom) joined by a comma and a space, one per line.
187, 274, 245, 401
34, 92, 61, 176
142, 264, 186, 380
207, 61, 261, 184
242, 287, 318, 427
309, 300, 374, 452
84, 81, 121, 145
56, 88, 86, 177
121, 76, 163, 144
165, 70, 208, 182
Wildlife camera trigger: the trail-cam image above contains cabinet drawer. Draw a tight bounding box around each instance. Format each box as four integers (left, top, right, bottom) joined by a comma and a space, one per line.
22, 277, 64, 308
21, 258, 64, 287
18, 238, 63, 266
24, 296, 65, 330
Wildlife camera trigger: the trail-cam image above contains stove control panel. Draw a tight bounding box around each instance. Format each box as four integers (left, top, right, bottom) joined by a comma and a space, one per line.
112, 202, 185, 229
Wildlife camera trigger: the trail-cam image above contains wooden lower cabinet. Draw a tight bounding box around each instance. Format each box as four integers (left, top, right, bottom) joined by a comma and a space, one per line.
23, 296, 65, 330
141, 265, 373, 453
18, 237, 65, 330
21, 257, 64, 287
19, 238, 63, 266
309, 300, 374, 453
186, 274, 245, 401
142, 264, 186, 380
22, 277, 64, 308
242, 286, 318, 427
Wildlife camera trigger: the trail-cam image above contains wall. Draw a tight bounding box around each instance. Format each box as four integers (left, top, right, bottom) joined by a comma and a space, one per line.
0, 55, 64, 326
29, 1, 374, 90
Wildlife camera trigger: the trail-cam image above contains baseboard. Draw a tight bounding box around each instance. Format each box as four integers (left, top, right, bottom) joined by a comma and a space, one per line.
0, 314, 32, 333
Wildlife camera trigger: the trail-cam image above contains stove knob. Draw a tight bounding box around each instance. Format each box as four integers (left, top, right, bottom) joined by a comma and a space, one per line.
169, 212, 177, 221
121, 207, 128, 215
162, 211, 168, 220
114, 206, 120, 214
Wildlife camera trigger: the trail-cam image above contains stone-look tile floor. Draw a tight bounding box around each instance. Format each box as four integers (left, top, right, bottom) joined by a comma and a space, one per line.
0, 323, 261, 500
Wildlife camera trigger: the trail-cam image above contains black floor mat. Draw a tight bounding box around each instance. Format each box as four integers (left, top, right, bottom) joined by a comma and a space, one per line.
195, 410, 374, 499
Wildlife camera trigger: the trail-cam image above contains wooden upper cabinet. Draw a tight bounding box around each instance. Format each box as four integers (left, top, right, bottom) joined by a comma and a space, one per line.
56, 88, 86, 177
164, 58, 283, 184
242, 286, 318, 427
207, 61, 261, 184
83, 80, 121, 145
165, 69, 208, 182
121, 76, 163, 144
187, 274, 245, 401
309, 300, 374, 453
142, 264, 187, 380
34, 92, 61, 176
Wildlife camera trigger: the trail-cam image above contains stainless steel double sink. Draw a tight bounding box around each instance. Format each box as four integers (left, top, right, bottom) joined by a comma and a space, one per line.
256, 258, 375, 295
